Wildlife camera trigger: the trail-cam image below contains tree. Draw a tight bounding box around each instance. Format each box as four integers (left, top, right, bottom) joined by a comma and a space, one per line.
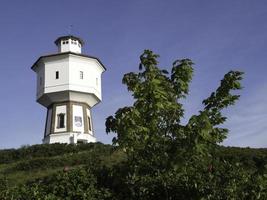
106, 50, 267, 199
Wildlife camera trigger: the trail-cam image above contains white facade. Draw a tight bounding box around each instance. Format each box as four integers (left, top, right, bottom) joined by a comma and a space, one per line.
34, 53, 104, 107
56, 36, 83, 53
43, 132, 96, 144
43, 103, 96, 144
32, 35, 105, 144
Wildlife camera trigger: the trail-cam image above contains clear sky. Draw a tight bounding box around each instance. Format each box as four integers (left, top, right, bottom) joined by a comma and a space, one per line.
0, 0, 266, 149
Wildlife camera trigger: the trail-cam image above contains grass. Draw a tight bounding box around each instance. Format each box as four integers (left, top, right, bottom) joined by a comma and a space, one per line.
0, 143, 126, 187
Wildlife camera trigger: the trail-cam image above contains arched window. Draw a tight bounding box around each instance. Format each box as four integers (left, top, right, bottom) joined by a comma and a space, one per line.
57, 113, 65, 128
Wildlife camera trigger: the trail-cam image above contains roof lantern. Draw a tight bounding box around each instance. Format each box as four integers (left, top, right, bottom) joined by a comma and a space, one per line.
54, 35, 84, 53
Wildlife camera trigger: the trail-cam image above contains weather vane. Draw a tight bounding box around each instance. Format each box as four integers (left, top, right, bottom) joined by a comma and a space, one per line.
68, 25, 73, 35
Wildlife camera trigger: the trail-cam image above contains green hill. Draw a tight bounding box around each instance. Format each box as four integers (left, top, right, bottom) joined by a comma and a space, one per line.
0, 143, 126, 198
0, 143, 266, 199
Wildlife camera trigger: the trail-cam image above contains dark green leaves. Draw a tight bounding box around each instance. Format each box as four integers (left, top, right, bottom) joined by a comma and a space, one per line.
202, 71, 244, 127
139, 50, 159, 71
203, 71, 243, 111
122, 72, 140, 92
106, 49, 244, 156
104, 50, 256, 199
171, 59, 194, 98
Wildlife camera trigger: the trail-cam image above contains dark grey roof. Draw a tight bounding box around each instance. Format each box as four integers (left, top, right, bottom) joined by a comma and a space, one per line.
54, 35, 84, 46
31, 51, 106, 71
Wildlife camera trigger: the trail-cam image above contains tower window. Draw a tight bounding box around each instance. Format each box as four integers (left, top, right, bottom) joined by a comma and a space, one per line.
88, 116, 92, 131
80, 71, 83, 79
57, 113, 65, 128
56, 71, 59, 79
40, 77, 42, 85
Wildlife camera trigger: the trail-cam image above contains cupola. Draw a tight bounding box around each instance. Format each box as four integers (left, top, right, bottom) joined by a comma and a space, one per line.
54, 35, 84, 53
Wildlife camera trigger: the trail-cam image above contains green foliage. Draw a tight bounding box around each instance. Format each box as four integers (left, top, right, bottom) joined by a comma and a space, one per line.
106, 50, 267, 199
0, 142, 124, 190
0, 142, 110, 164
0, 141, 267, 199
2, 144, 116, 173
1, 168, 113, 200
0, 143, 124, 199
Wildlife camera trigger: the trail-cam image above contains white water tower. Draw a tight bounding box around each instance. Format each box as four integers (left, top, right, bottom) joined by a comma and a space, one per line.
31, 35, 105, 144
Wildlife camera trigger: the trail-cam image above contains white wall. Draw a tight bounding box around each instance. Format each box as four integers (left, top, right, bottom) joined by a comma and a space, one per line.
44, 56, 69, 92
44, 132, 72, 144
43, 132, 96, 144
72, 105, 84, 132
54, 105, 67, 132
69, 55, 103, 100
59, 38, 82, 53
35, 53, 105, 107
38, 54, 103, 99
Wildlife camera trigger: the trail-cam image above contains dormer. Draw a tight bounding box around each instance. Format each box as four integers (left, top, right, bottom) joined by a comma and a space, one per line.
54, 35, 84, 54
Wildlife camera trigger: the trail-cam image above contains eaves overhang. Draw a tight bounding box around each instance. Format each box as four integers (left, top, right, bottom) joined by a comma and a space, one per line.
31, 51, 106, 71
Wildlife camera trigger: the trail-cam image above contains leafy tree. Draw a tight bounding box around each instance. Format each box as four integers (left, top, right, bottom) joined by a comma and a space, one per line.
106, 50, 267, 199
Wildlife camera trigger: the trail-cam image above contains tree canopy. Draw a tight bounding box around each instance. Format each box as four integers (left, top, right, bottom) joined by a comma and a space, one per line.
106, 50, 267, 199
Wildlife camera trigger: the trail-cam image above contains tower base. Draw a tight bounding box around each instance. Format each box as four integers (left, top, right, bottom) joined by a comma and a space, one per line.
43, 132, 96, 144
43, 101, 96, 144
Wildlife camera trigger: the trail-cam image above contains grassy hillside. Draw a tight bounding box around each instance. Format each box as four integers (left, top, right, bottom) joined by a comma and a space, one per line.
1, 143, 266, 186
0, 143, 266, 199
0, 143, 125, 186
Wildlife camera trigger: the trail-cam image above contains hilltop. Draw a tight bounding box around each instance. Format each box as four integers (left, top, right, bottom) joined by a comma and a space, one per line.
0, 143, 125, 197
0, 143, 266, 199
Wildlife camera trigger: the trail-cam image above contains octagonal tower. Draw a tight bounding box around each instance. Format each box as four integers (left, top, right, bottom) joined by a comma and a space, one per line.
31, 35, 106, 144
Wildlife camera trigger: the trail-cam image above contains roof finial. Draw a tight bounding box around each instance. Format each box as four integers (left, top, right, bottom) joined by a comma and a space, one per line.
68, 25, 73, 35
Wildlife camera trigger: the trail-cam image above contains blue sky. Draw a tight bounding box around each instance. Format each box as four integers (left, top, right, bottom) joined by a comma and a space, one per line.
0, 0, 266, 149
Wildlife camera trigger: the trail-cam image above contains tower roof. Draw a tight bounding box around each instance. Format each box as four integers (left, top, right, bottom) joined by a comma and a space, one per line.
54, 35, 84, 46
31, 51, 106, 71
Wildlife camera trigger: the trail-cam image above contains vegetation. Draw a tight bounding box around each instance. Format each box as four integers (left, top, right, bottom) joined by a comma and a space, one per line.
0, 50, 266, 199
105, 50, 267, 199
0, 143, 125, 199
0, 144, 267, 199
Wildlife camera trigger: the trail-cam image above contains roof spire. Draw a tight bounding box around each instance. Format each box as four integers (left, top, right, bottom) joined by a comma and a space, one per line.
68, 24, 73, 35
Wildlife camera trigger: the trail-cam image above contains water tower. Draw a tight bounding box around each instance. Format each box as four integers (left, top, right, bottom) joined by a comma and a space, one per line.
31, 35, 105, 144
